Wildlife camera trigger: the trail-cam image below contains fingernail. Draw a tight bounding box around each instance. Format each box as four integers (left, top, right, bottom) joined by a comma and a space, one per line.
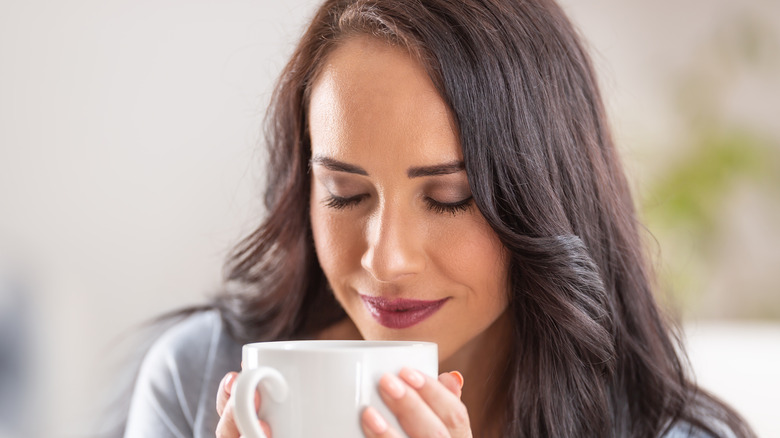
380, 374, 406, 399
363, 406, 388, 434
400, 367, 425, 389
449, 371, 464, 389
223, 373, 236, 394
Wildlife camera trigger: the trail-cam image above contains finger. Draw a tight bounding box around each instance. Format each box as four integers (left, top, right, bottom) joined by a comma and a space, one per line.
438, 371, 464, 398
215, 396, 240, 438
216, 372, 237, 416
399, 368, 471, 435
216, 395, 272, 438
216, 372, 261, 417
378, 373, 452, 437
360, 406, 404, 438
260, 420, 272, 437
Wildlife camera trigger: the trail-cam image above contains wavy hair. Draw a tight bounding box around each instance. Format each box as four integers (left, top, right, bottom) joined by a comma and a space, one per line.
214, 0, 755, 436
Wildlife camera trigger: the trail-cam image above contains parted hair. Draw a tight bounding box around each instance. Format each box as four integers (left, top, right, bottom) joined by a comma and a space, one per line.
214, 1, 755, 436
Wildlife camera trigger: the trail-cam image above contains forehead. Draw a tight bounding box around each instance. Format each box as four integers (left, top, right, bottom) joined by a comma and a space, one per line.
307, 35, 461, 165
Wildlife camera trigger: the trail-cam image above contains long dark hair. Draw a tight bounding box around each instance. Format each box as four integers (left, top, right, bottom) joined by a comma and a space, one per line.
215, 0, 754, 436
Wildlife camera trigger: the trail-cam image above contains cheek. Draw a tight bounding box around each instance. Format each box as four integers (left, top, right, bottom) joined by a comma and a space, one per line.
310, 203, 365, 280
432, 216, 510, 303
436, 216, 506, 273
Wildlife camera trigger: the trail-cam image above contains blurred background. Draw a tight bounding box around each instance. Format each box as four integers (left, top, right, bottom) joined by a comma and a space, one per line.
0, 0, 778, 437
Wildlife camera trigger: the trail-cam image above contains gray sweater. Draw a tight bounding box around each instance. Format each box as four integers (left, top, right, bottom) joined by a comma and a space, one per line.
125, 311, 241, 437
123, 311, 724, 437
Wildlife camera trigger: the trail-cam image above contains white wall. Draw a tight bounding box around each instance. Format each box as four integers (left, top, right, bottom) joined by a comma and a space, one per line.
0, 1, 323, 436
1, 0, 777, 436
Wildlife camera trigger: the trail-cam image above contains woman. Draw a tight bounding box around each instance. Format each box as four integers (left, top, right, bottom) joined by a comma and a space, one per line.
124, 0, 755, 437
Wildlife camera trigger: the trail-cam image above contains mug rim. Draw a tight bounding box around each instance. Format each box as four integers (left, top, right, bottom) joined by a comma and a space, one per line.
243, 340, 437, 352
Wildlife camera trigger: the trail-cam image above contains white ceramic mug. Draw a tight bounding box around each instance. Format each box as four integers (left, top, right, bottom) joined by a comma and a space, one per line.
232, 340, 438, 438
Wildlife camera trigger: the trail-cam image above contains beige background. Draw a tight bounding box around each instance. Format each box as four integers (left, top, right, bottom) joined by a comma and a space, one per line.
1, 0, 777, 436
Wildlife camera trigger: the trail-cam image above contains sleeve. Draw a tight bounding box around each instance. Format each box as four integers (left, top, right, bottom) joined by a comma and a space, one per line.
123, 311, 227, 438
663, 422, 714, 438
662, 420, 736, 438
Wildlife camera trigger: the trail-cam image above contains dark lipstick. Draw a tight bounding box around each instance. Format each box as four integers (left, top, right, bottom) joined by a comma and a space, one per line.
360, 295, 448, 329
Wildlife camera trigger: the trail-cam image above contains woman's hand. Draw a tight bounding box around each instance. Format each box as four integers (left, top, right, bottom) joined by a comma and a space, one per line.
361, 369, 471, 438
215, 371, 272, 437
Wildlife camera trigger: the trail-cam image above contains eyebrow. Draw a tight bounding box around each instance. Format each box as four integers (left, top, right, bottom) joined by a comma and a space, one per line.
310, 156, 368, 175
311, 155, 465, 179
407, 161, 465, 178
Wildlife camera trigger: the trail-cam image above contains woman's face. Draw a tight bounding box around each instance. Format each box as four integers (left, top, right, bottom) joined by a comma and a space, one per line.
308, 36, 510, 362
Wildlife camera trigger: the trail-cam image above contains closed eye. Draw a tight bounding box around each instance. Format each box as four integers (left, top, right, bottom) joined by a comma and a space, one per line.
425, 197, 473, 215
322, 194, 368, 210
322, 194, 473, 215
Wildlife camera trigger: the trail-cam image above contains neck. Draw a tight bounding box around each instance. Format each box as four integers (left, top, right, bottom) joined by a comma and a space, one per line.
439, 309, 513, 437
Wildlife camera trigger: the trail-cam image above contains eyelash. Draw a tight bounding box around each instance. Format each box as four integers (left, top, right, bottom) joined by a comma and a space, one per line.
323, 195, 367, 210
322, 195, 473, 215
425, 197, 473, 215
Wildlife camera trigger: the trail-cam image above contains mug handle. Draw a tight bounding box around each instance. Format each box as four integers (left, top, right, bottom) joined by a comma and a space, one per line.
232, 367, 289, 438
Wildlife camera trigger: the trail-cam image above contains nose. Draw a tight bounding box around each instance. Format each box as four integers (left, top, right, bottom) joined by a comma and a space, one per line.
361, 201, 426, 282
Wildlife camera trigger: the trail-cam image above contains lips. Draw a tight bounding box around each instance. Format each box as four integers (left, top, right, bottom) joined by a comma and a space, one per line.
360, 295, 449, 329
